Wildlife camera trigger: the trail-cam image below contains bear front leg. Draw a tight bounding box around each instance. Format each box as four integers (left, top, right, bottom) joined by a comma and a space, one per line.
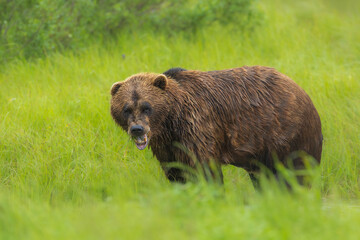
162, 166, 187, 184
161, 163, 224, 184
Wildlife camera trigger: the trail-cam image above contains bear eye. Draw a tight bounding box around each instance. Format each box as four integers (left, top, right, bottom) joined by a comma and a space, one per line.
142, 107, 151, 114
141, 102, 152, 115
123, 107, 132, 116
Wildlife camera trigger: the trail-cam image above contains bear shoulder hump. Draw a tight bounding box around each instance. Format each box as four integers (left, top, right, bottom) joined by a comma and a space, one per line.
163, 67, 187, 81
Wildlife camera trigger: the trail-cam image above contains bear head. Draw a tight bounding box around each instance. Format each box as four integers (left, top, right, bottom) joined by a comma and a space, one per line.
110, 73, 170, 150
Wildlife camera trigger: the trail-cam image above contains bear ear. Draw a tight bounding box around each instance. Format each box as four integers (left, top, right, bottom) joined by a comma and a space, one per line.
153, 74, 168, 90
111, 82, 123, 96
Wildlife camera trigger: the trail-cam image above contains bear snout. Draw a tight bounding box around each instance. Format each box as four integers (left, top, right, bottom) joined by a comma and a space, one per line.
130, 125, 145, 137
128, 124, 151, 150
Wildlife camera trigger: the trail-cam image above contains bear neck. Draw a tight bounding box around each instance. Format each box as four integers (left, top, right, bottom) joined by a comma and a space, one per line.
156, 79, 191, 144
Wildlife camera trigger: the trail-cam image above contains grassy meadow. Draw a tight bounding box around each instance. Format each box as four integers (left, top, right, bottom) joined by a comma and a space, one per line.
1, 0, 360, 239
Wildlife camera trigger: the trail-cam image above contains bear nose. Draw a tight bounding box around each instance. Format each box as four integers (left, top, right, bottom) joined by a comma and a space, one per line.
130, 125, 144, 136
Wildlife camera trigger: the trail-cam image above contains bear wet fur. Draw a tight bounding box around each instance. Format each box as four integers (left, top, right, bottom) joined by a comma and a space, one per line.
110, 66, 323, 186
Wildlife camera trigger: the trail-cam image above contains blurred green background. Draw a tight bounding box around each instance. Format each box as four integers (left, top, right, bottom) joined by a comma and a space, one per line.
1, 0, 360, 239
0, 0, 260, 62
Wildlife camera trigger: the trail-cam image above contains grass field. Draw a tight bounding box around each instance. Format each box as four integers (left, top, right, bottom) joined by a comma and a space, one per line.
1, 0, 360, 239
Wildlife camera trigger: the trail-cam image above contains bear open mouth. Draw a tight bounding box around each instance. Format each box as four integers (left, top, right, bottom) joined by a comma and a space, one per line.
133, 134, 149, 150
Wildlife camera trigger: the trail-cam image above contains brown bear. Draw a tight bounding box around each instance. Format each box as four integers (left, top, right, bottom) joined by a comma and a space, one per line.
110, 66, 322, 187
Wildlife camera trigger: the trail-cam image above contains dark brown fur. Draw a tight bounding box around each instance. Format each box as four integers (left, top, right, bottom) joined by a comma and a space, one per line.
110, 66, 323, 186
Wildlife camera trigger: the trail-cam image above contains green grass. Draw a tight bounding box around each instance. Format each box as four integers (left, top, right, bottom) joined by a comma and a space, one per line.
1, 0, 360, 239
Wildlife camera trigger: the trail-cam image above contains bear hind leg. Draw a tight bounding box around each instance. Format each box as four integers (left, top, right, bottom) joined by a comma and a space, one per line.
249, 173, 260, 190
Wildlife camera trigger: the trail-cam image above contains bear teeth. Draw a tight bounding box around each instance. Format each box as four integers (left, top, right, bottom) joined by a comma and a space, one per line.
134, 134, 148, 150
